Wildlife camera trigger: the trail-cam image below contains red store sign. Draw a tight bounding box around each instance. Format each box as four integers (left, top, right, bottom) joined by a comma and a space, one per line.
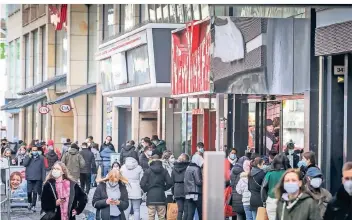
171, 20, 211, 96
49, 4, 67, 31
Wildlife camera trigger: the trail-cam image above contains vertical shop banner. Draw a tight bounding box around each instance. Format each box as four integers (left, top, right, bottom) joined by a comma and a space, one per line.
171, 20, 212, 96
8, 166, 28, 207
111, 53, 128, 86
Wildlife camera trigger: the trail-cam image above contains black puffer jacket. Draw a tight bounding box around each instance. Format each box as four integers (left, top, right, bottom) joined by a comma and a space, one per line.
248, 166, 266, 209
80, 148, 96, 174
231, 156, 247, 215
184, 163, 202, 195
120, 145, 139, 165
171, 161, 189, 199
45, 150, 59, 170
92, 182, 129, 220
140, 160, 173, 205
139, 153, 149, 171
324, 184, 352, 220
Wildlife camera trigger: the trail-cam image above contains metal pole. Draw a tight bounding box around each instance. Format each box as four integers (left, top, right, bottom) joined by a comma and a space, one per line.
203, 151, 225, 220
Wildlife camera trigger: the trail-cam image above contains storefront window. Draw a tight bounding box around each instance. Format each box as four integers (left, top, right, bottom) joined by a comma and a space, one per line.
33, 30, 39, 85
88, 4, 98, 83
232, 6, 306, 18
248, 102, 256, 151
9, 41, 15, 93
55, 30, 67, 92
103, 4, 114, 40
169, 5, 177, 23
124, 4, 136, 31
199, 98, 210, 109
184, 4, 193, 22
187, 98, 198, 110
25, 34, 30, 89
41, 26, 47, 81
140, 5, 149, 23
100, 58, 112, 92
155, 5, 162, 22
282, 99, 304, 149
148, 5, 156, 22
162, 5, 169, 22
106, 97, 113, 137
193, 5, 201, 20
177, 5, 184, 23
126, 45, 150, 86
201, 5, 210, 19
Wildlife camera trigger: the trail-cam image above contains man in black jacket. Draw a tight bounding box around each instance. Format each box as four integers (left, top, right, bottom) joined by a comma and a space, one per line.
80, 142, 96, 194
324, 161, 352, 220
140, 159, 173, 220
100, 136, 115, 152
120, 143, 139, 165
23, 146, 46, 212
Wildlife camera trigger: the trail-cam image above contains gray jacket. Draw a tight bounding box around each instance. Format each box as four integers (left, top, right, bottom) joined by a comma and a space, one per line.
23, 155, 46, 181
184, 163, 202, 195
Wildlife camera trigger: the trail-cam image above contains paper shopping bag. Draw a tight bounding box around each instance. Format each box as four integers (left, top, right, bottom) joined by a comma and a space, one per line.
167, 203, 178, 220
256, 207, 269, 220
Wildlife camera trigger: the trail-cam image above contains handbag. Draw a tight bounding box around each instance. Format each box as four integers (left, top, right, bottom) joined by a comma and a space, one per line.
256, 207, 269, 220
40, 182, 57, 220
167, 203, 178, 220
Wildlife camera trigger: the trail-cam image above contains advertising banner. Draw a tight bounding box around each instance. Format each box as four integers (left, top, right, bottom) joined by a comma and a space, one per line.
9, 166, 28, 207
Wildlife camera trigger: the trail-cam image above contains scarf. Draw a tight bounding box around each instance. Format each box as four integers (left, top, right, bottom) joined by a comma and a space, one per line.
106, 182, 121, 217
56, 179, 70, 220
227, 156, 237, 166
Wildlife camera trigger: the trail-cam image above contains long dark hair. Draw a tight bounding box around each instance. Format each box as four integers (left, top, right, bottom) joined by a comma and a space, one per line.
272, 153, 290, 170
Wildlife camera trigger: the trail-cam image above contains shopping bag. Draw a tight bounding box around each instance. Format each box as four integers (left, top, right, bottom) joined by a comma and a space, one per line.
167, 203, 178, 220
256, 207, 269, 220
224, 186, 233, 217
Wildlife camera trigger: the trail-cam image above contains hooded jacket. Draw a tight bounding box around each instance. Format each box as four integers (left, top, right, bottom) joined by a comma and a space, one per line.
61, 148, 86, 181
236, 172, 251, 206
324, 185, 352, 220
248, 166, 266, 209
45, 150, 59, 170
184, 163, 202, 195
120, 145, 139, 165
140, 160, 173, 205
80, 148, 97, 174
152, 140, 166, 154
171, 161, 189, 199
276, 192, 321, 220
231, 156, 247, 215
120, 157, 144, 199
305, 184, 332, 218
139, 152, 149, 171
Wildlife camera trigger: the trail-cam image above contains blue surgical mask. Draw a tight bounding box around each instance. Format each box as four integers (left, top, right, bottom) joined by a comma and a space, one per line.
310, 177, 322, 188
229, 154, 236, 160
198, 148, 204, 153
32, 151, 38, 156
344, 180, 352, 195
298, 160, 307, 168
284, 182, 300, 194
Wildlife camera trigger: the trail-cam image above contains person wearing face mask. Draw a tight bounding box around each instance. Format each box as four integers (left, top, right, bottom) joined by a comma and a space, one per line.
61, 143, 86, 182
324, 162, 352, 220
100, 138, 116, 177
139, 141, 153, 171
23, 146, 46, 212
227, 148, 238, 170
275, 169, 321, 220
248, 157, 266, 219
41, 162, 87, 220
100, 136, 115, 152
80, 142, 97, 194
161, 150, 176, 215
196, 142, 205, 155
3, 148, 15, 165
45, 145, 59, 173
284, 140, 299, 169
298, 151, 318, 178
303, 167, 332, 218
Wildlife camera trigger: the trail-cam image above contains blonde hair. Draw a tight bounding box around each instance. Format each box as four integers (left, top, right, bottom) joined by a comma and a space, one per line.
45, 161, 75, 183
96, 168, 128, 184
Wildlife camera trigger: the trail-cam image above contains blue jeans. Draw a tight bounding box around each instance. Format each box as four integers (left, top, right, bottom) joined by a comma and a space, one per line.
124, 199, 141, 220
91, 174, 96, 185
244, 205, 253, 220
102, 165, 110, 177
251, 210, 257, 220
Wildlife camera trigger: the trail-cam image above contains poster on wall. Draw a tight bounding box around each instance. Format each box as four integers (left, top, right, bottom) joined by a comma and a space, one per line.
9, 166, 28, 207
111, 53, 128, 86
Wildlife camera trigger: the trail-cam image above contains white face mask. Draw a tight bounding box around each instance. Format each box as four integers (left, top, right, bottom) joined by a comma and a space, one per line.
147, 150, 152, 156
52, 170, 62, 179
310, 177, 323, 188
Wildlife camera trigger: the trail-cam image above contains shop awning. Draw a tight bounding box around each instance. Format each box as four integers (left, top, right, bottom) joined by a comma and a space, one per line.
46, 84, 96, 105
1, 93, 46, 111
17, 74, 67, 95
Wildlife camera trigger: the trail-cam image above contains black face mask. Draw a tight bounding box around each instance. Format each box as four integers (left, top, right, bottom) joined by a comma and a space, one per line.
1, 143, 6, 146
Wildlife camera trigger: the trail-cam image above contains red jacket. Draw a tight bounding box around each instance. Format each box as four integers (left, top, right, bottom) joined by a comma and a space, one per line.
224, 159, 230, 181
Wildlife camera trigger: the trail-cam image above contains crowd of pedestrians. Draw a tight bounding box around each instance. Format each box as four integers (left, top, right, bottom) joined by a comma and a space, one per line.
2, 136, 352, 220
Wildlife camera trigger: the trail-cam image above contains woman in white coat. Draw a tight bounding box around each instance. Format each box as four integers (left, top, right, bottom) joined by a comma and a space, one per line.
120, 157, 144, 220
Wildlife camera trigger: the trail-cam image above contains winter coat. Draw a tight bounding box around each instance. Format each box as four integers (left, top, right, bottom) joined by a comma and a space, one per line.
23, 155, 46, 181
61, 143, 71, 156
276, 192, 321, 220
152, 140, 166, 154
231, 157, 247, 215
162, 159, 174, 196
61, 148, 86, 181
171, 161, 189, 199
100, 147, 115, 168
324, 184, 352, 220
139, 152, 149, 171
92, 182, 129, 220
305, 185, 332, 218
236, 172, 251, 206
80, 148, 97, 174
41, 178, 87, 220
140, 160, 173, 205
45, 150, 59, 170
184, 163, 202, 195
120, 145, 139, 165
120, 157, 144, 199
248, 166, 266, 209
285, 151, 300, 169
100, 142, 115, 153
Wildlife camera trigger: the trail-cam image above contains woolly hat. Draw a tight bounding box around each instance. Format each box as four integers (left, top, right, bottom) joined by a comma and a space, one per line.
243, 160, 251, 173
47, 140, 54, 147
